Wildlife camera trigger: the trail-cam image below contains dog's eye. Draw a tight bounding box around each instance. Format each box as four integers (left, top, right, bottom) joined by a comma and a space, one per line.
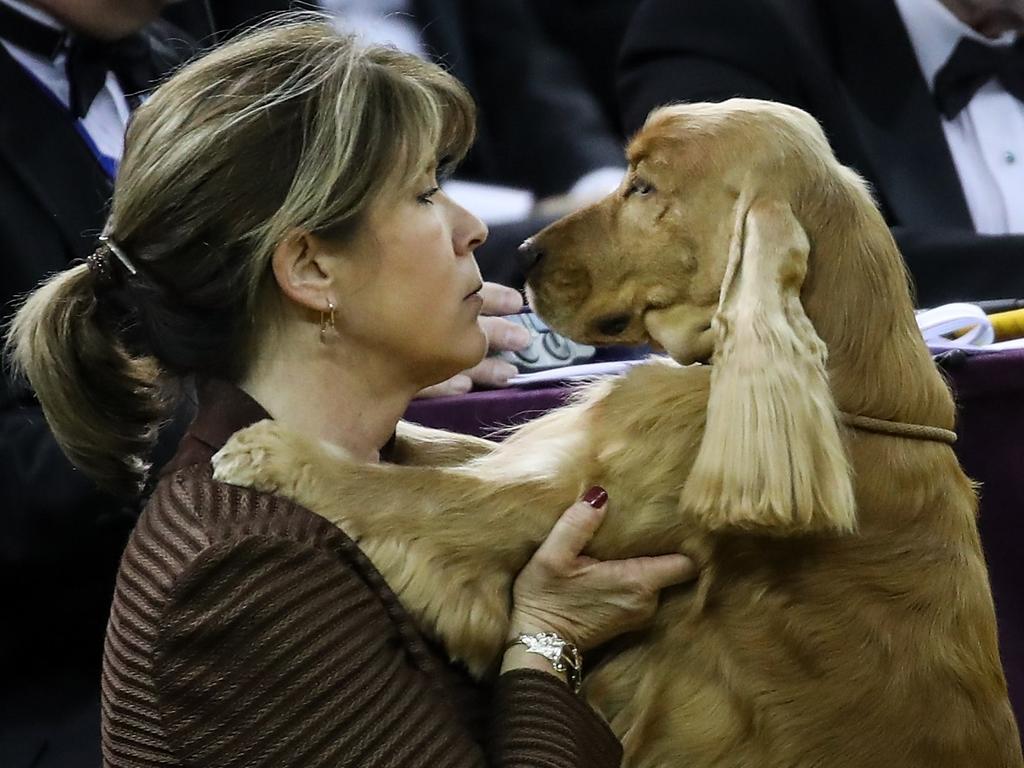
626, 178, 655, 197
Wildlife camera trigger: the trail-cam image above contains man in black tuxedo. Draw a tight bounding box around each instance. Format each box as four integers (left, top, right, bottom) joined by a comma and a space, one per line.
618, 0, 1024, 307
0, 2, 190, 766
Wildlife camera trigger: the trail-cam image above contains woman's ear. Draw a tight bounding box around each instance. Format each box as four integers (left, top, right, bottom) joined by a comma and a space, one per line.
681, 195, 856, 535
271, 230, 338, 313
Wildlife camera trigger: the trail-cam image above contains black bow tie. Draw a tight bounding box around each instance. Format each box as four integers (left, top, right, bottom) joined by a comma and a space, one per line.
0, 2, 155, 118
933, 36, 1024, 120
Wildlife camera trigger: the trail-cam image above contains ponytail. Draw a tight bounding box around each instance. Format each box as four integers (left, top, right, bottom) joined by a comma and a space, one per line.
4, 19, 481, 496
5, 264, 169, 497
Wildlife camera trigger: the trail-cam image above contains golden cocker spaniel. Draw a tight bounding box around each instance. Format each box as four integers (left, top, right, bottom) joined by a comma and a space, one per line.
213, 99, 1022, 767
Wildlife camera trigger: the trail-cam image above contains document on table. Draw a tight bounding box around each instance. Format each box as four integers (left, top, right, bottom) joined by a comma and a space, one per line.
918, 303, 1024, 350
507, 359, 651, 386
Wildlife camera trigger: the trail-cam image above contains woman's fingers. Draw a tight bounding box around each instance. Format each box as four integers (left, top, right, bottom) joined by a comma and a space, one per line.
605, 553, 698, 591
533, 489, 609, 568
463, 355, 520, 388
644, 553, 699, 588
414, 373, 473, 399
478, 281, 524, 317
416, 283, 529, 396
479, 315, 530, 353
511, 487, 701, 650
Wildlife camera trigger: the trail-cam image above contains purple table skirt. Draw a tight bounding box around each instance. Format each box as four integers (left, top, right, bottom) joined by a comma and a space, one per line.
405, 349, 1024, 732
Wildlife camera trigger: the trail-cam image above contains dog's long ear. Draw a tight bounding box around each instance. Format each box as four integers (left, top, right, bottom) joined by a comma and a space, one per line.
681, 194, 856, 534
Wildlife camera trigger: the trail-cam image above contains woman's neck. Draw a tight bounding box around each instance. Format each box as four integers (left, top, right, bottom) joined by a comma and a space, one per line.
239, 340, 417, 463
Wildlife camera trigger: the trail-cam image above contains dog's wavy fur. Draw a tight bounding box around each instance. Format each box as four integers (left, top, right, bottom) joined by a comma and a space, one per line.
213, 100, 1022, 767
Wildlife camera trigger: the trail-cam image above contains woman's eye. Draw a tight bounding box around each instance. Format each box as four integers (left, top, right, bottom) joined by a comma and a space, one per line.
418, 186, 441, 205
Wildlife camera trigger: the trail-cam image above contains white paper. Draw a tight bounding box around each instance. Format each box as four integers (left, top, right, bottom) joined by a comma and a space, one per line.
916, 303, 995, 348
507, 359, 650, 386
975, 338, 1024, 350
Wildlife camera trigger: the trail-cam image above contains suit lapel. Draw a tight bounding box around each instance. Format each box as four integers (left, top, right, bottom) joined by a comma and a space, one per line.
822, 0, 972, 229
0, 47, 112, 262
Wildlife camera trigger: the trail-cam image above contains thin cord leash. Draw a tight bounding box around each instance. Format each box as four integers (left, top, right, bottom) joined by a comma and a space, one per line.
840, 412, 957, 445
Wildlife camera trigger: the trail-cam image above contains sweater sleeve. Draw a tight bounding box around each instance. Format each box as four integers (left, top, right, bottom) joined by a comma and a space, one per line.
490, 670, 623, 767
154, 536, 621, 768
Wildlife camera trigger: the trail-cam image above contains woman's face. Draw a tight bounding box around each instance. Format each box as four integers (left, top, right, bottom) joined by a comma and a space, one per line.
332, 170, 490, 390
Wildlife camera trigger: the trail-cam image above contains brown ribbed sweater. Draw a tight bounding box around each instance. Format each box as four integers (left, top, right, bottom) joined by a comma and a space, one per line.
101, 380, 622, 767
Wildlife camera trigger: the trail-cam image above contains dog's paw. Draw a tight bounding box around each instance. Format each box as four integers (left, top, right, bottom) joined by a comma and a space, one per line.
211, 419, 321, 495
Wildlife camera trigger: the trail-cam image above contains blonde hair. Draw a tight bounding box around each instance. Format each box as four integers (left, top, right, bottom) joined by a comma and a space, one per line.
5, 14, 476, 497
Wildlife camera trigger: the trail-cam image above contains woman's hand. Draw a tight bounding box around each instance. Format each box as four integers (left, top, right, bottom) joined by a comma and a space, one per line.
508, 488, 698, 652
416, 282, 529, 398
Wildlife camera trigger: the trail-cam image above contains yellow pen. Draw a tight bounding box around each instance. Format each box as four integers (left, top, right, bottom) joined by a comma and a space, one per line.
989, 308, 1024, 341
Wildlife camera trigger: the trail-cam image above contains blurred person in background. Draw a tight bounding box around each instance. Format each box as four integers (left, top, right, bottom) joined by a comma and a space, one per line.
528, 0, 641, 137
0, 2, 191, 766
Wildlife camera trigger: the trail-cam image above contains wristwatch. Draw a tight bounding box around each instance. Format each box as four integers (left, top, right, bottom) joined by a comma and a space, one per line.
505, 631, 583, 693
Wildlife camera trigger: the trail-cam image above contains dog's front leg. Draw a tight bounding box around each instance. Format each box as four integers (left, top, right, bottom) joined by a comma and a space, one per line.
390, 419, 498, 467
350, 466, 573, 675
212, 420, 572, 676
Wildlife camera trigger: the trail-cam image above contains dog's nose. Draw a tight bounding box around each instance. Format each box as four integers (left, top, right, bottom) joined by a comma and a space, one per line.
594, 313, 632, 337
517, 239, 545, 273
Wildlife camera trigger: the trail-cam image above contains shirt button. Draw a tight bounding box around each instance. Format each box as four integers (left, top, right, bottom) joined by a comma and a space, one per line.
1006, 151, 1017, 165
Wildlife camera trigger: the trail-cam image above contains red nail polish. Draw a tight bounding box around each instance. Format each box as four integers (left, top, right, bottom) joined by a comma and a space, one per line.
582, 486, 608, 509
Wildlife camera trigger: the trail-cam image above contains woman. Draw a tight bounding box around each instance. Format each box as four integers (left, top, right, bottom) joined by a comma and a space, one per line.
7, 17, 695, 767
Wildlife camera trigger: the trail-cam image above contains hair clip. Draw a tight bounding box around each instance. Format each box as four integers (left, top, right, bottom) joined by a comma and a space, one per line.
99, 234, 138, 276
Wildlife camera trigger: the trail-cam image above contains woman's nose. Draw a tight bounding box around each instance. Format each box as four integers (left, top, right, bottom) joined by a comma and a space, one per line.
453, 200, 488, 254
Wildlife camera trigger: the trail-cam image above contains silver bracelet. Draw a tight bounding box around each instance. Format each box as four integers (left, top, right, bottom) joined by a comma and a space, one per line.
505, 631, 583, 693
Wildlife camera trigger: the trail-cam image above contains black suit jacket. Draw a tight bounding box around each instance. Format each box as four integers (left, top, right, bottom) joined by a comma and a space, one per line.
0, 22, 190, 768
619, 0, 1024, 307
529, 0, 642, 136
407, 0, 624, 198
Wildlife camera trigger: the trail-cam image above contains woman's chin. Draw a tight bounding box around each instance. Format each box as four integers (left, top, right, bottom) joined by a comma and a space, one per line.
428, 332, 488, 385
467, 327, 489, 363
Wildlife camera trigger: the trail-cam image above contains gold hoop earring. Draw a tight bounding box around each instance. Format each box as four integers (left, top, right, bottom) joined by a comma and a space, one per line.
319, 300, 336, 344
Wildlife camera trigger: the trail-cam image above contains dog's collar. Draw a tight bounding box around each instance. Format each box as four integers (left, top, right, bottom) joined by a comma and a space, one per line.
694, 361, 957, 445
839, 412, 957, 445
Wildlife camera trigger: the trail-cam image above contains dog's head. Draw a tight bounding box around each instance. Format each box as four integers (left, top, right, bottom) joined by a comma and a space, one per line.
526, 99, 837, 361
527, 99, 857, 534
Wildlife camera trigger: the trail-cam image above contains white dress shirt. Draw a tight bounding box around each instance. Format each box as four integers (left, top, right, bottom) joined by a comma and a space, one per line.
323, 0, 428, 59
894, 0, 1024, 234
0, 0, 130, 168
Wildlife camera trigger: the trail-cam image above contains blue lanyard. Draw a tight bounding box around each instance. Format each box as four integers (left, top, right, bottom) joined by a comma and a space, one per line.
71, 118, 119, 179
22, 64, 121, 180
